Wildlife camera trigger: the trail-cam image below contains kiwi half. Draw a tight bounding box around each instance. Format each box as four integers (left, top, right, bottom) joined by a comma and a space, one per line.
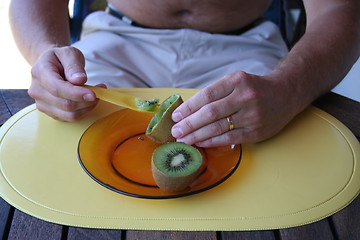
151, 142, 203, 192
146, 94, 183, 144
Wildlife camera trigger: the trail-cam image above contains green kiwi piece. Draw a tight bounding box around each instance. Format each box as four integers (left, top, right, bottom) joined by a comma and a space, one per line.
146, 94, 183, 144
151, 142, 203, 192
135, 98, 160, 112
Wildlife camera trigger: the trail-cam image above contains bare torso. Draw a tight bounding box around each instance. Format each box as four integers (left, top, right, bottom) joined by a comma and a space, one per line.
108, 0, 272, 33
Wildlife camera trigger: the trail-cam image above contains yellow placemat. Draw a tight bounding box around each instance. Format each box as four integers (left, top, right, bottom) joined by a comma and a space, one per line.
0, 88, 359, 230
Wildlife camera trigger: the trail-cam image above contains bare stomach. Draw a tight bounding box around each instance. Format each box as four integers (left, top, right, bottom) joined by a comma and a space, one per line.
108, 0, 272, 33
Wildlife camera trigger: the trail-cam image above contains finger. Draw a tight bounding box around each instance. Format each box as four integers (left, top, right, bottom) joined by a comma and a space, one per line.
34, 68, 95, 102
54, 80, 97, 102
51, 80, 107, 102
175, 110, 247, 145
95, 83, 107, 89
172, 74, 238, 122
175, 107, 263, 146
29, 83, 98, 112
171, 96, 237, 139
47, 91, 98, 112
35, 99, 98, 122
55, 46, 87, 85
194, 128, 246, 148
195, 119, 279, 148
175, 117, 231, 145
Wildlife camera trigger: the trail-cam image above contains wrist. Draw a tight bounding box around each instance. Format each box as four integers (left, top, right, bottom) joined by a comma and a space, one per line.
266, 68, 314, 117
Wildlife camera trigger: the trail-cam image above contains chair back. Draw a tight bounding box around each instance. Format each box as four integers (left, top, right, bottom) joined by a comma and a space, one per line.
70, 0, 107, 43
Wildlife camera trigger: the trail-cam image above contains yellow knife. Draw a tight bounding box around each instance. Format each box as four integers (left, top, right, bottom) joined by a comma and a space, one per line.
84, 85, 159, 113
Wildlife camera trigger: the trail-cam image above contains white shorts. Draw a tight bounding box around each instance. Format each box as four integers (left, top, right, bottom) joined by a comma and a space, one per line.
73, 11, 288, 88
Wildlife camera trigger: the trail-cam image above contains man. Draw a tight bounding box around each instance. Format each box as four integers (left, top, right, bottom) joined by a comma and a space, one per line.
9, 0, 360, 147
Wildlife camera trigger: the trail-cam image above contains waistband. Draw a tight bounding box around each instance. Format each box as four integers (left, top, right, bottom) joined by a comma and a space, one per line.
105, 4, 266, 35
106, 4, 149, 28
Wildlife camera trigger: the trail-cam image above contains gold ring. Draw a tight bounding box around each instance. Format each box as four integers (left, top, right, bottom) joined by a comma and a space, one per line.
226, 116, 235, 131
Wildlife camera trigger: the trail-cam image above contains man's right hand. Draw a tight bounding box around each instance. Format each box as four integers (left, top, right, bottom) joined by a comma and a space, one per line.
28, 46, 102, 121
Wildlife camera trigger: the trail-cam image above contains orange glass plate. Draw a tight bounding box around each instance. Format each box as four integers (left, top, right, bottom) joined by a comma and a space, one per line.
78, 109, 241, 199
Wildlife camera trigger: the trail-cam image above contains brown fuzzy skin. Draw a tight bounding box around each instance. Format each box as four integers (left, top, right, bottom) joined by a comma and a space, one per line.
151, 158, 200, 192
146, 96, 183, 144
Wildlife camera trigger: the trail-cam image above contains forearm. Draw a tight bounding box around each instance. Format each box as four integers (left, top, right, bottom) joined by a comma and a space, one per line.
9, 0, 71, 64
269, 0, 360, 112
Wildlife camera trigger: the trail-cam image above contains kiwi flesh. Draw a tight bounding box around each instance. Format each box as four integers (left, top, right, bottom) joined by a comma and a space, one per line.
151, 142, 203, 192
146, 94, 183, 144
135, 98, 159, 112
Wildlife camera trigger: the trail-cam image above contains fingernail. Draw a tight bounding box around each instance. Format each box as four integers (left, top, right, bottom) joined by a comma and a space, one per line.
71, 72, 86, 79
172, 127, 184, 138
172, 112, 183, 122
83, 93, 95, 102
96, 83, 107, 89
195, 142, 204, 147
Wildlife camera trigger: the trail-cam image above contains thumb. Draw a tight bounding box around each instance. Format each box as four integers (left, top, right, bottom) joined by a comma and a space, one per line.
55, 46, 87, 85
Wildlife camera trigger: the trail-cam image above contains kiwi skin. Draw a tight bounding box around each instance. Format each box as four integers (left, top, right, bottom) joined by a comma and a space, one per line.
151, 142, 203, 192
146, 94, 183, 144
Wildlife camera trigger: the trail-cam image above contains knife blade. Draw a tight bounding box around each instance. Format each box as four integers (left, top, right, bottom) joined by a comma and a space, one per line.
84, 85, 159, 113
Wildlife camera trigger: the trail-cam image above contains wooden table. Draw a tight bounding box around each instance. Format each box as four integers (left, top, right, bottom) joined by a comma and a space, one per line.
0, 89, 359, 240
